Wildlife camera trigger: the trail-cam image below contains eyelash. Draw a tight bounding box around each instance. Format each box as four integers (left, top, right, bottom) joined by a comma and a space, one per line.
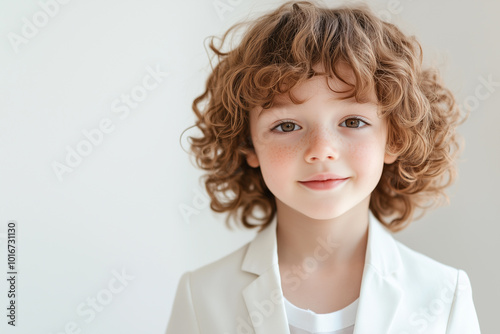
272, 117, 369, 133
339, 117, 369, 129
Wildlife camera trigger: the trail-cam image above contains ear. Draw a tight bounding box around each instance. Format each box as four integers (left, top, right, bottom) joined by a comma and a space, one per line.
244, 148, 260, 168
384, 148, 398, 164
239, 136, 260, 168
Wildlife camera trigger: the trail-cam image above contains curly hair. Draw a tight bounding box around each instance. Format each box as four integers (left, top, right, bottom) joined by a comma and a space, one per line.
185, 0, 464, 232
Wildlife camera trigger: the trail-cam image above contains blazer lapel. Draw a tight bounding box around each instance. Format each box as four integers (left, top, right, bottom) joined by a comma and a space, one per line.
353, 213, 403, 333
241, 217, 291, 334
353, 265, 403, 333
242, 264, 290, 334
239, 213, 403, 334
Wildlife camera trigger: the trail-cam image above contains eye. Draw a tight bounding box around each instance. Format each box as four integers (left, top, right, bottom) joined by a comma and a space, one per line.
340, 117, 368, 128
273, 121, 302, 133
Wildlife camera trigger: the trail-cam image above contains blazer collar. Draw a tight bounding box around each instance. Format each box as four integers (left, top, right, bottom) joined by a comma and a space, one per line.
241, 211, 402, 276
241, 214, 279, 276
364, 211, 402, 275
240, 212, 403, 334
353, 213, 403, 333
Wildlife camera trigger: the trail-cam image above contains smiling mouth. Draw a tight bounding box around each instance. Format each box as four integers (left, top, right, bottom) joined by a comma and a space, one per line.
299, 178, 348, 183
298, 178, 348, 190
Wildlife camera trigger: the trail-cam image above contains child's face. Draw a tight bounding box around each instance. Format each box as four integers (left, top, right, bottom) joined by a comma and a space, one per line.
245, 65, 397, 221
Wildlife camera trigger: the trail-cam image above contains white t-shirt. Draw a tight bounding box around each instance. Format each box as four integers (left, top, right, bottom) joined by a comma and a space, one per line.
283, 296, 359, 334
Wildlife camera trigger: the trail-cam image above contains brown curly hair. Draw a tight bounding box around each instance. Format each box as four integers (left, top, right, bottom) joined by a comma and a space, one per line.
184, 0, 464, 232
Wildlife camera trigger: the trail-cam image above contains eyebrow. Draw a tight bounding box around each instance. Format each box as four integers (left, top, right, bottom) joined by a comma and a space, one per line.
258, 96, 378, 118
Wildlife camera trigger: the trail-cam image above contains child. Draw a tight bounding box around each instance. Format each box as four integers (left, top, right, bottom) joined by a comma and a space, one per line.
167, 1, 481, 333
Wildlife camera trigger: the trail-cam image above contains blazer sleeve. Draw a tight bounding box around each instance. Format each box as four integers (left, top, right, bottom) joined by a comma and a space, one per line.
165, 271, 201, 334
446, 269, 481, 334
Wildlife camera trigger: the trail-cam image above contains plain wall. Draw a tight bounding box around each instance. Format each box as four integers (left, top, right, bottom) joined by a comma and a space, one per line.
0, 0, 498, 333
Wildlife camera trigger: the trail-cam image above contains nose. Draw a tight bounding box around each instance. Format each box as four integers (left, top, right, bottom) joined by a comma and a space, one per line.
304, 127, 339, 163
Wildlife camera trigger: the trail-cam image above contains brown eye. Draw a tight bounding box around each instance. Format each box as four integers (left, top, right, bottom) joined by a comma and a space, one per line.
346, 119, 360, 128
340, 118, 367, 128
275, 121, 300, 132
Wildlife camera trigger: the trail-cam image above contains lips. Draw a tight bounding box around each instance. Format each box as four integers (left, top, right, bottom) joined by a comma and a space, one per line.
299, 173, 347, 182
298, 173, 349, 191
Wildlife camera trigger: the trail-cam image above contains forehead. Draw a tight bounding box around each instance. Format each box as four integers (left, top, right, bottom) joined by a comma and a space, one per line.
258, 65, 377, 116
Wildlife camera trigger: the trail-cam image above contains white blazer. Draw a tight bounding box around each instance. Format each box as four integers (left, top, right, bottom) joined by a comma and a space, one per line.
166, 213, 480, 333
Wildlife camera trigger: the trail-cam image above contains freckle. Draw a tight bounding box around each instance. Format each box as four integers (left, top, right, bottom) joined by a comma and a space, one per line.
270, 144, 298, 163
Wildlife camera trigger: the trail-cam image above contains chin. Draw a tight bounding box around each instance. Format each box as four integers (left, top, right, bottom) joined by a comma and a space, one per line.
300, 208, 350, 221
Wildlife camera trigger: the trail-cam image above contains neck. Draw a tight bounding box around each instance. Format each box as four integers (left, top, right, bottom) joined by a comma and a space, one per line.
276, 198, 370, 272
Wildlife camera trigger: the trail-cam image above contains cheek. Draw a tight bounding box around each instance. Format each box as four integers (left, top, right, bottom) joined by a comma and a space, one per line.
257, 143, 298, 182
347, 140, 386, 170
259, 142, 298, 166
253, 126, 300, 161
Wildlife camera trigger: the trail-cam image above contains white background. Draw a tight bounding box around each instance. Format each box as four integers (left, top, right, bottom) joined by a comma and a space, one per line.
0, 0, 498, 333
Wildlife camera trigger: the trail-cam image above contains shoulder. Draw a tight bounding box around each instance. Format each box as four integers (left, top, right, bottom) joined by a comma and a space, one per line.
389, 239, 480, 333
186, 219, 278, 288
394, 239, 459, 278
368, 215, 462, 288
182, 240, 259, 297
368, 213, 460, 286
391, 237, 467, 296
166, 242, 258, 333
190, 242, 252, 283
170, 240, 259, 324
390, 238, 476, 312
